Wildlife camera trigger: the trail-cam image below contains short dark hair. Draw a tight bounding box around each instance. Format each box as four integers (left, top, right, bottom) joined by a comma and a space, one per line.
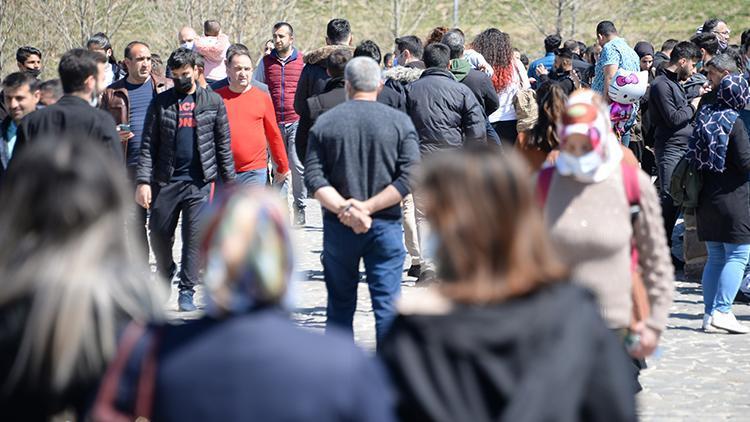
741, 29, 750, 50
661, 39, 679, 52
669, 41, 702, 64
326, 18, 351, 44
193, 52, 205, 70
273, 21, 294, 36
395, 35, 423, 60
555, 48, 574, 60
227, 44, 252, 64
226, 43, 251, 60
441, 31, 465, 60
384, 52, 393, 64
204, 20, 221, 35
123, 41, 150, 60
690, 32, 720, 56
702, 18, 726, 34
450, 27, 465, 38
577, 41, 587, 53
167, 47, 197, 70
423, 43, 451, 69
596, 21, 617, 37
326, 49, 352, 78
39, 79, 62, 98
354, 40, 382, 65
86, 32, 117, 64
563, 39, 579, 52
520, 54, 529, 67
2, 71, 40, 92
544, 34, 562, 53
58, 48, 106, 94
16, 46, 42, 64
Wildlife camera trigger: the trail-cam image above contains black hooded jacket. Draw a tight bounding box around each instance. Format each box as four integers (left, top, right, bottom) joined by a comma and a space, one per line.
405, 68, 486, 155
378, 284, 638, 422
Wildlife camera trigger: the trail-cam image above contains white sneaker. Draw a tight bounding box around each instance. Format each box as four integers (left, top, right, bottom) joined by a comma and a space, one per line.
711, 311, 750, 334
702, 314, 714, 332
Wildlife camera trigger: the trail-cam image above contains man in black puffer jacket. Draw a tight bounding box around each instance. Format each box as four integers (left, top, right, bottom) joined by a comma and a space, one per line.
136, 48, 236, 312
404, 43, 486, 284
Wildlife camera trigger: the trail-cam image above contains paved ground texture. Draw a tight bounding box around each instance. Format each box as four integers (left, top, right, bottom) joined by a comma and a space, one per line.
167, 198, 750, 420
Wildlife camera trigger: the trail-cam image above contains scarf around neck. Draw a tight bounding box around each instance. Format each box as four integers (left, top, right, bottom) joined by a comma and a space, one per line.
688, 75, 750, 172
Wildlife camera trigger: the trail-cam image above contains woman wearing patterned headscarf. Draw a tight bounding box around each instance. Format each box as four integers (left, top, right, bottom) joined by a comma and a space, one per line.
540, 90, 674, 392
689, 74, 750, 334
100, 188, 396, 421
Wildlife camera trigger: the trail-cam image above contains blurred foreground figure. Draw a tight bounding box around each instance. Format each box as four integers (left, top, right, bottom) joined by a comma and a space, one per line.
378, 146, 637, 422
0, 137, 163, 421
96, 188, 395, 421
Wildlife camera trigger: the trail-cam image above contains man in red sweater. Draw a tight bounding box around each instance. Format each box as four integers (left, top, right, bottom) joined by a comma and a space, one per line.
216, 47, 289, 187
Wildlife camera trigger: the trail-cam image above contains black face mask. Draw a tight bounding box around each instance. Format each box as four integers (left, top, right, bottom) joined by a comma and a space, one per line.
25, 68, 41, 79
172, 75, 193, 93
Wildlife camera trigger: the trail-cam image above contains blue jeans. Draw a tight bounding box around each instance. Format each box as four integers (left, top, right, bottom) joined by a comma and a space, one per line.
322, 216, 405, 343
236, 168, 268, 187
702, 242, 750, 314
278, 121, 306, 212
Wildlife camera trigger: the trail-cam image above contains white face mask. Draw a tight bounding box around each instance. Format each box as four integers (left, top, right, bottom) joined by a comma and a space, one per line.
181, 41, 194, 50
557, 150, 603, 181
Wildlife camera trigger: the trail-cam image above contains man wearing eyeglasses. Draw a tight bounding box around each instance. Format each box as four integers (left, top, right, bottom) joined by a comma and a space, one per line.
100, 41, 173, 260
702, 19, 731, 52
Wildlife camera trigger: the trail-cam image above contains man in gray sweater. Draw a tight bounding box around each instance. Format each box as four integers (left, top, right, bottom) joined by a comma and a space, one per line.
304, 56, 420, 343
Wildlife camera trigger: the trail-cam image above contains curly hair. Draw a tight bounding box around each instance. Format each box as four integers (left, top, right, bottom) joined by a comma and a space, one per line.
471, 28, 514, 92
425, 26, 449, 46
529, 82, 567, 153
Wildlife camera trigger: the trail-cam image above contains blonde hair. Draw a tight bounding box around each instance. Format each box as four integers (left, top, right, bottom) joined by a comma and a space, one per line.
0, 138, 164, 393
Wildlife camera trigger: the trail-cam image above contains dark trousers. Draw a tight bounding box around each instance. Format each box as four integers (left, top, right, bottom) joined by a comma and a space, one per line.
322, 215, 405, 343
149, 180, 211, 292
492, 120, 518, 146
127, 166, 149, 263
655, 144, 685, 247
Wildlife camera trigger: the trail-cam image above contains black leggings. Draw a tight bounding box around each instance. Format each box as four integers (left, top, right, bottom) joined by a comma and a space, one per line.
491, 120, 518, 146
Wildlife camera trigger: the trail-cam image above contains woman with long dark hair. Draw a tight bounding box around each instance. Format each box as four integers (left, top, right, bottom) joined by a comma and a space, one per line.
516, 82, 567, 169
379, 146, 637, 422
472, 28, 530, 145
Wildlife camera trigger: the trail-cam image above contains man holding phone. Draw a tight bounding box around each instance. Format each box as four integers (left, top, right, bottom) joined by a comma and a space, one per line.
100, 41, 172, 259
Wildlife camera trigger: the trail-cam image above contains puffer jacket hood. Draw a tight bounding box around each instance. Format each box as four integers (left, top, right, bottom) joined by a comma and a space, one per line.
383, 66, 424, 83
449, 59, 472, 82
303, 45, 355, 65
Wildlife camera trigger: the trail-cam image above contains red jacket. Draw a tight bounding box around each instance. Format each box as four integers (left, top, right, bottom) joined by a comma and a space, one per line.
262, 49, 304, 124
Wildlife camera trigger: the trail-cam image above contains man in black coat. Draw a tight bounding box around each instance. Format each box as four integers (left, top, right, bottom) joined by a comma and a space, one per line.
135, 48, 236, 312
648, 41, 703, 248
378, 35, 425, 112
405, 43, 486, 283
15, 49, 122, 161
297, 49, 351, 162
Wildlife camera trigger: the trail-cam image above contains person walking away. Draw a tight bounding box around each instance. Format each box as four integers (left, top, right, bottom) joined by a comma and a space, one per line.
216, 47, 289, 187
648, 41, 703, 263
688, 73, 750, 333
527, 34, 562, 83
541, 90, 674, 391
193, 20, 230, 84
515, 82, 566, 170
304, 57, 420, 342
379, 146, 638, 422
94, 189, 395, 421
253, 22, 306, 223
471, 28, 530, 145
100, 41, 173, 260
0, 137, 163, 421
0, 72, 39, 182
404, 43, 486, 284
135, 48, 236, 312
14, 48, 122, 161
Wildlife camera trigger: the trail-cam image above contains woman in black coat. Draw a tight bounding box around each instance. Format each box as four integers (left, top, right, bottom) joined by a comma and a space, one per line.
690, 73, 750, 334
378, 147, 637, 422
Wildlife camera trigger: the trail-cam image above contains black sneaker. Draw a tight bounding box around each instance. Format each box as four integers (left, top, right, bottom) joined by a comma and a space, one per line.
416, 269, 436, 284
178, 290, 197, 312
407, 264, 421, 278
735, 291, 750, 304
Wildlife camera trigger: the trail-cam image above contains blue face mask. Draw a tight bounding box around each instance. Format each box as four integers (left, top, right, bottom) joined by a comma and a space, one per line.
696, 60, 704, 72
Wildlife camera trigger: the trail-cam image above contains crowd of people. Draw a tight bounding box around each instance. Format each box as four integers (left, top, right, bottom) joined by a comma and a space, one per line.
0, 13, 749, 421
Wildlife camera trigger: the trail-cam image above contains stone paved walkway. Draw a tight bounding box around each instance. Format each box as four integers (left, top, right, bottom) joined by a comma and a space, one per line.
168, 198, 750, 420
